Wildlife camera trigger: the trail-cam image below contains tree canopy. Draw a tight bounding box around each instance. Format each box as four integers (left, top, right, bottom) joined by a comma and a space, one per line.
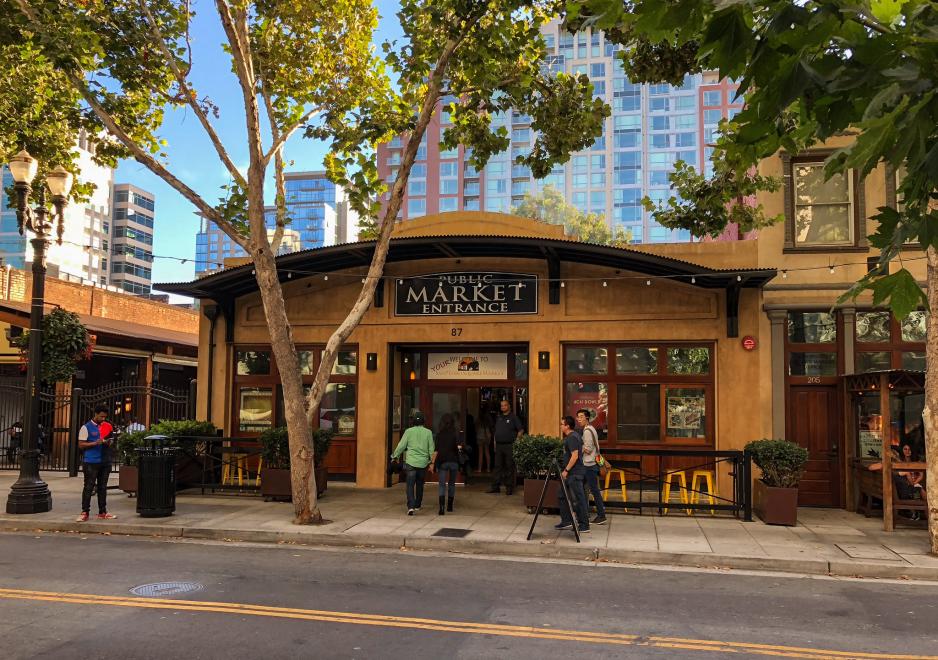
513, 185, 629, 245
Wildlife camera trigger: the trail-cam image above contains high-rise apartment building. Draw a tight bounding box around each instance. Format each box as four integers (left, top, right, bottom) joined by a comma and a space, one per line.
1, 133, 114, 280
195, 171, 359, 275
376, 23, 743, 244
110, 183, 155, 295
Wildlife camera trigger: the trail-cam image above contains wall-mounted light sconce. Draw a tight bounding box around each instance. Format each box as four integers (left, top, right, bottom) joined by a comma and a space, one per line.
538, 351, 550, 370
366, 353, 378, 371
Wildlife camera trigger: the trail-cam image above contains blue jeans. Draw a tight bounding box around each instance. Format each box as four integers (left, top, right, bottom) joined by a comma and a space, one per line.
558, 471, 589, 529
404, 464, 426, 510
437, 461, 458, 498
584, 465, 606, 517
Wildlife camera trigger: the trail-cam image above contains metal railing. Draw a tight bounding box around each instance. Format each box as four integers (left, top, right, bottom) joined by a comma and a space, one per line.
599, 448, 752, 520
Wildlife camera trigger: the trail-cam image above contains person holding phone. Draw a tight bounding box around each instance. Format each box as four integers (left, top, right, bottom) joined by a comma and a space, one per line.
76, 405, 117, 522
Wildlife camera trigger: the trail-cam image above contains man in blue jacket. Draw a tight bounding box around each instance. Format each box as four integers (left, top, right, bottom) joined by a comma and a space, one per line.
77, 405, 117, 522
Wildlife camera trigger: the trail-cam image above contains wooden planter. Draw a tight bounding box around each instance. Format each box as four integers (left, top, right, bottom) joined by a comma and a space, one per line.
753, 479, 799, 526
118, 465, 138, 496
261, 465, 328, 501
523, 477, 560, 514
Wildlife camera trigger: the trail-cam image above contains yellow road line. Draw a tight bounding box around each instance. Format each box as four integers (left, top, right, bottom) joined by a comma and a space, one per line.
0, 587, 931, 660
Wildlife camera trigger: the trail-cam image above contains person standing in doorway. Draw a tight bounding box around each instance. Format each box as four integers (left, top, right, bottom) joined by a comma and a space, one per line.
434, 413, 461, 515
77, 405, 117, 522
391, 411, 435, 515
556, 415, 589, 534
577, 409, 607, 525
488, 399, 524, 495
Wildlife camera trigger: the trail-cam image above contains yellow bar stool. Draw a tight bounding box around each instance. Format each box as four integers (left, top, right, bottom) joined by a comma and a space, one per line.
603, 466, 628, 504
255, 457, 263, 487
221, 453, 248, 486
690, 470, 717, 515
661, 470, 690, 514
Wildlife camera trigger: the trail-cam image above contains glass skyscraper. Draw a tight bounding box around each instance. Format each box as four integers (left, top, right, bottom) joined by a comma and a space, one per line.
195, 171, 358, 275
376, 21, 743, 244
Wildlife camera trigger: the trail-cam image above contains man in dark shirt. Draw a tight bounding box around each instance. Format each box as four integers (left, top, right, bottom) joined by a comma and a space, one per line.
555, 415, 589, 533
487, 399, 524, 495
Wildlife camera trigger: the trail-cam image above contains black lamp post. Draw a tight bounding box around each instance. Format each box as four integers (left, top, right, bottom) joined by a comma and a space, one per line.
5, 149, 72, 514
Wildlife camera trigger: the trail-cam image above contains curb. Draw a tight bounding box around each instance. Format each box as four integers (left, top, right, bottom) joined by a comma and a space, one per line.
1, 518, 935, 582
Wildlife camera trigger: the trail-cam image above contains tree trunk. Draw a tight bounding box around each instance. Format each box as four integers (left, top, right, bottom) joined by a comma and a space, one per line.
924, 247, 938, 554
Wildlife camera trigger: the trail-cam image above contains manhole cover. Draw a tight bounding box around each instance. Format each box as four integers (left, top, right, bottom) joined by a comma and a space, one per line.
130, 581, 203, 597
432, 528, 471, 538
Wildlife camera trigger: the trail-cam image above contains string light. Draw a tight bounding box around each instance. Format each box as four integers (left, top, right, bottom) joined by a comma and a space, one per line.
829, 265, 836, 274
646, 279, 651, 286
691, 277, 696, 284
736, 274, 742, 282
560, 281, 565, 288
602, 280, 607, 287
782, 270, 788, 278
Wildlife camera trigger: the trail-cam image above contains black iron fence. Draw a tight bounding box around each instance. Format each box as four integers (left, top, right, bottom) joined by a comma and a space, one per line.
600, 448, 752, 520
0, 378, 196, 473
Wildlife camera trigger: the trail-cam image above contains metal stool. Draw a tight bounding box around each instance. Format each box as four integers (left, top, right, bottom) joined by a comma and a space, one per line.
661, 470, 690, 514
690, 470, 716, 515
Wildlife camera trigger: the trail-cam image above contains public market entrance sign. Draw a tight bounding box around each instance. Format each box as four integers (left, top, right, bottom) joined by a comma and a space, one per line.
395, 272, 538, 316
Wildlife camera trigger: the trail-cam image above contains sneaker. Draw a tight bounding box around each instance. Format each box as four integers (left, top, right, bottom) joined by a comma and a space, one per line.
96, 513, 117, 520
592, 515, 607, 525
76, 512, 89, 522
407, 509, 415, 516
578, 526, 591, 534
555, 522, 573, 530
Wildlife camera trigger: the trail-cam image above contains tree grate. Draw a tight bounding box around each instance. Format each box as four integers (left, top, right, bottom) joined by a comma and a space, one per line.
432, 528, 471, 538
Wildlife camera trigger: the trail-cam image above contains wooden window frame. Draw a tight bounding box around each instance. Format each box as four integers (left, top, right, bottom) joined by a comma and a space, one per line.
854, 310, 926, 371
782, 150, 868, 253
231, 344, 359, 439
784, 311, 843, 385
563, 342, 715, 448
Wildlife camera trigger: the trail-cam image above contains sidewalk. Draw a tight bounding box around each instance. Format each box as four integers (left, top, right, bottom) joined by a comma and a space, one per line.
1, 472, 935, 581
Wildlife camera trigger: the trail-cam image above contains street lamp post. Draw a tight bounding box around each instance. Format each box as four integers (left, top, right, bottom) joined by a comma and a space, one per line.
5, 150, 72, 514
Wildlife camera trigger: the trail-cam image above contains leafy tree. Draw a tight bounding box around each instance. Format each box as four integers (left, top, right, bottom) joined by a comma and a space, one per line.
11, 308, 92, 383
565, 0, 938, 549
514, 185, 629, 245
3, 1, 606, 524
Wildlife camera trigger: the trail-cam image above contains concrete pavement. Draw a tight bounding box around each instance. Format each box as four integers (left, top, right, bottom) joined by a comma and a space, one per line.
0, 471, 935, 581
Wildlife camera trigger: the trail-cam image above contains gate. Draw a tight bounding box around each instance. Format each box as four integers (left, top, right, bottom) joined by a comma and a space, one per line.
1, 378, 196, 474
0, 378, 72, 472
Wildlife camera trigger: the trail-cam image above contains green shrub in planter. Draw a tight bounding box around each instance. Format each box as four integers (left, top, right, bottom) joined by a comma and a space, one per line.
259, 427, 333, 469
118, 420, 217, 466
116, 430, 149, 466
513, 434, 563, 479
744, 439, 809, 488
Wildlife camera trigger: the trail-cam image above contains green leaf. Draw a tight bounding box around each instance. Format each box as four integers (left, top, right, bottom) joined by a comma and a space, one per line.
868, 270, 928, 320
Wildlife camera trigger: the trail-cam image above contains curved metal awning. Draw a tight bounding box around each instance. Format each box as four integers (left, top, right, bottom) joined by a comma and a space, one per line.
156, 234, 776, 300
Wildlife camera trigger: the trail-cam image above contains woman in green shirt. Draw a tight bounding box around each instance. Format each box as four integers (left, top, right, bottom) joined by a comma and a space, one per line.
391, 411, 436, 515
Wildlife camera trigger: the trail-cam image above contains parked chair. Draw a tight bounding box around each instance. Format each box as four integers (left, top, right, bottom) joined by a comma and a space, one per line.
690, 469, 717, 515
603, 467, 628, 504
661, 470, 690, 514
221, 452, 248, 486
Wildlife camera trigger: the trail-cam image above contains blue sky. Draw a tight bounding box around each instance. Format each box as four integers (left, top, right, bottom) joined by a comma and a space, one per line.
115, 1, 403, 286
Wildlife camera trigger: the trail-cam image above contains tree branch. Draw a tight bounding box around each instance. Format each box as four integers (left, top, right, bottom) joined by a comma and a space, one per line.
138, 0, 248, 189
261, 86, 288, 252
10, 0, 250, 253
264, 106, 320, 166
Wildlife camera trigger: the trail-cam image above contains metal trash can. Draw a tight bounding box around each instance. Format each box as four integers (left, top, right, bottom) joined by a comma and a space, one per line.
136, 435, 177, 518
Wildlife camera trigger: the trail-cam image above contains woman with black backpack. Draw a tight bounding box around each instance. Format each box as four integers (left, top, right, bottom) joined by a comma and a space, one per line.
434, 413, 462, 515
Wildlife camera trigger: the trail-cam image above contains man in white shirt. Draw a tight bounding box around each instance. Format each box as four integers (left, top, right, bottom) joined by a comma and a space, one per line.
577, 408, 606, 525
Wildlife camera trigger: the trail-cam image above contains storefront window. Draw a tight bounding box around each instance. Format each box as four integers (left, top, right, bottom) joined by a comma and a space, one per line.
320, 383, 357, 436
665, 387, 707, 439
902, 351, 926, 371
514, 352, 529, 380
856, 351, 890, 373
331, 351, 358, 375
790, 352, 837, 376
856, 392, 883, 459
615, 347, 658, 374
901, 311, 927, 342
239, 387, 272, 432
566, 347, 608, 375
856, 312, 890, 343
237, 351, 271, 376
666, 347, 710, 375
616, 384, 660, 442
788, 311, 837, 343
565, 382, 608, 439
297, 350, 315, 375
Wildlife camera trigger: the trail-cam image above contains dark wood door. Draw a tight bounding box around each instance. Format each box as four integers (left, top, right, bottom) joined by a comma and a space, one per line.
788, 386, 841, 507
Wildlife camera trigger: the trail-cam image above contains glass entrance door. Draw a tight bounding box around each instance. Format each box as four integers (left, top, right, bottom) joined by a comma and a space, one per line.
429, 388, 467, 435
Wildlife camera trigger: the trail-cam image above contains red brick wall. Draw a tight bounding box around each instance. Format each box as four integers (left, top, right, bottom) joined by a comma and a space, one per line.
1, 267, 198, 334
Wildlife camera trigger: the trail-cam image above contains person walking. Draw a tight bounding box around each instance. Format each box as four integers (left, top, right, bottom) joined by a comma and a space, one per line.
434, 413, 461, 515
391, 411, 435, 515
77, 405, 117, 522
487, 399, 524, 495
556, 415, 589, 534
577, 408, 607, 525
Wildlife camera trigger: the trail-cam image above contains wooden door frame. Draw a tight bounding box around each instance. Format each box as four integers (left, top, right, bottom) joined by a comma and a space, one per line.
786, 384, 843, 508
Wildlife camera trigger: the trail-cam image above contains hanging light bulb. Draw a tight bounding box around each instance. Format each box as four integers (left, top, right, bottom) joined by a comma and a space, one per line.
736, 274, 742, 282
287, 272, 292, 279
398, 279, 403, 285
829, 265, 835, 274
324, 274, 329, 281
646, 279, 651, 286
691, 276, 696, 284
602, 280, 608, 287
781, 270, 788, 279
560, 281, 565, 288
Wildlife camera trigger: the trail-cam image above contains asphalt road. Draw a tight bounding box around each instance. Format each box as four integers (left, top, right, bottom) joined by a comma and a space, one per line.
1, 532, 937, 659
